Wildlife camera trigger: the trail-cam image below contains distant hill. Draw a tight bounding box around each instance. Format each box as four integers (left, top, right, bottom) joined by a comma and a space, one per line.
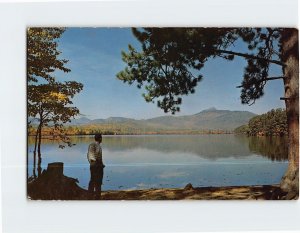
67, 108, 256, 132
70, 117, 91, 125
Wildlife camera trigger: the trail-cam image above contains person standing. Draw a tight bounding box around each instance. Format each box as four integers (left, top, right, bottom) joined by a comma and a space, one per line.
87, 134, 105, 197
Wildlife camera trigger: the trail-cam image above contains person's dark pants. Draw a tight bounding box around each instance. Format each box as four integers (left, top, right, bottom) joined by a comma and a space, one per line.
88, 160, 104, 194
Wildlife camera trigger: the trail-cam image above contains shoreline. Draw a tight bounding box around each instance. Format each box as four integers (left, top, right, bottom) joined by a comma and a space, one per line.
100, 184, 286, 200
28, 132, 235, 137
28, 176, 293, 200
27, 163, 296, 200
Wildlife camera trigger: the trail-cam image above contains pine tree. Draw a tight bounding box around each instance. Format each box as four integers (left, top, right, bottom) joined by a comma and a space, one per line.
117, 28, 298, 198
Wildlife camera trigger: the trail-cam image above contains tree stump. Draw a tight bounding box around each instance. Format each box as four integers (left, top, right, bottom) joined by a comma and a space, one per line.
28, 162, 94, 200
46, 162, 64, 178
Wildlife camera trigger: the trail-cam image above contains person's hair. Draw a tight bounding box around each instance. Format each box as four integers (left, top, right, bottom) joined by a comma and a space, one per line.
94, 134, 102, 142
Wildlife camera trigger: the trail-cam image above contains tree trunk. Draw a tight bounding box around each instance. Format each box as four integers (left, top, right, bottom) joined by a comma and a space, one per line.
32, 124, 40, 178
280, 28, 299, 199
37, 122, 42, 177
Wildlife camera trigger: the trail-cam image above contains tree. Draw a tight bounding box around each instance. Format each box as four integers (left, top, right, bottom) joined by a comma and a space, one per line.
27, 27, 70, 83
27, 28, 83, 177
28, 81, 83, 176
243, 108, 287, 136
117, 28, 298, 198
234, 124, 250, 135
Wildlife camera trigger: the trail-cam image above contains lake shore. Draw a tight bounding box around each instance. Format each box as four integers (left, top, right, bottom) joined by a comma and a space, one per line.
28, 171, 292, 200
27, 162, 295, 200
100, 184, 288, 200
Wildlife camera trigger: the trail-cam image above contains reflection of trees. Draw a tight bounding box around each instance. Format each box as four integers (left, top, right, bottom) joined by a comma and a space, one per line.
87, 135, 252, 159
30, 135, 250, 160
248, 136, 288, 161
107, 135, 287, 161
104, 135, 253, 159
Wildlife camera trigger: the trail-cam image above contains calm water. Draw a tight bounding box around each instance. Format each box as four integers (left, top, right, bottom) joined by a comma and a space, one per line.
27, 135, 288, 190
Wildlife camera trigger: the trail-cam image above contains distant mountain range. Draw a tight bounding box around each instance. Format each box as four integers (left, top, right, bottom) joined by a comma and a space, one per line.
65, 107, 256, 131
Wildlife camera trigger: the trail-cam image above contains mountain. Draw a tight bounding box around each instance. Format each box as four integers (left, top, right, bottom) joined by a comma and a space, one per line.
70, 117, 134, 125
103, 117, 133, 123
186, 109, 256, 130
68, 108, 256, 131
69, 117, 91, 125
145, 108, 256, 130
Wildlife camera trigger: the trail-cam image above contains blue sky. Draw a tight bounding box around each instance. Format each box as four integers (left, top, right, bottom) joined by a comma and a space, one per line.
56, 28, 285, 120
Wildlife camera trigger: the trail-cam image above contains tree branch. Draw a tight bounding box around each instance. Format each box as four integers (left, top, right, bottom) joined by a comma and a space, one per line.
42, 110, 51, 120
217, 49, 285, 66
280, 97, 297, 100
236, 76, 285, 88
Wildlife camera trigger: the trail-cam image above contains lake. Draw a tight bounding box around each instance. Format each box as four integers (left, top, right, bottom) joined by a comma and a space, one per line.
27, 135, 288, 190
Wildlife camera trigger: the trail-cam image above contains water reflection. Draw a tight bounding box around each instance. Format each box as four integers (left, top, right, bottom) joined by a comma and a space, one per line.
248, 136, 288, 161
27, 135, 288, 189
29, 135, 288, 161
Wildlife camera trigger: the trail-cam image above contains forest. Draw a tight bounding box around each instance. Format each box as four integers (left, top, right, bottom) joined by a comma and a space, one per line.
234, 108, 287, 136
28, 123, 233, 136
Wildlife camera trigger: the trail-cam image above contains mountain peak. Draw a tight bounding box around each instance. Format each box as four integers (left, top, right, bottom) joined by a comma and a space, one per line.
194, 107, 218, 115
202, 107, 217, 112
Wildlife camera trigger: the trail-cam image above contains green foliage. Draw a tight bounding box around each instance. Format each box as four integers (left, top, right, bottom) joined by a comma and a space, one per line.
234, 125, 249, 134
27, 27, 70, 83
28, 81, 83, 146
117, 28, 284, 113
235, 108, 287, 136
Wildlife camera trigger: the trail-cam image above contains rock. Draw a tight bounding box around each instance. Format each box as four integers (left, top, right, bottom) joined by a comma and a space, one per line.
184, 183, 194, 190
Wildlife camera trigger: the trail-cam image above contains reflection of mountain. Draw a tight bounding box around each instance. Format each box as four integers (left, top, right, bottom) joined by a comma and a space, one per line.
102, 135, 252, 159
29, 135, 287, 161
102, 135, 288, 161
67, 108, 256, 131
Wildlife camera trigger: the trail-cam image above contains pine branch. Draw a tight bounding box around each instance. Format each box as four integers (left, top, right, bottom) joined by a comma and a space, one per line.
236, 76, 285, 88
217, 49, 285, 66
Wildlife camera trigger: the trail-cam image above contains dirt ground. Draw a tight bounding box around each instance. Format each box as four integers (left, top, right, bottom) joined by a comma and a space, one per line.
100, 184, 286, 200
27, 168, 295, 200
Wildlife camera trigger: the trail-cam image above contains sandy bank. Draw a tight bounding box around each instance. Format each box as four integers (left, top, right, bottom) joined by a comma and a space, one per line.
100, 184, 287, 200
28, 176, 292, 200
28, 163, 297, 200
